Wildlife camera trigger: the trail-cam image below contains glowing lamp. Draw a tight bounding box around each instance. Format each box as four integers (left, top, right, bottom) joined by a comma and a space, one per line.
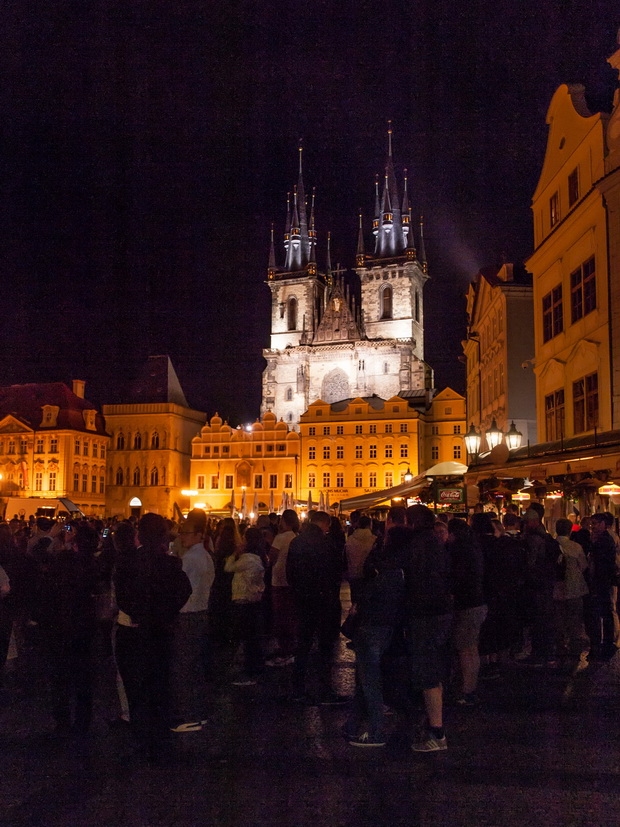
464, 423, 481, 456
598, 482, 620, 496
505, 421, 523, 451
194, 503, 207, 510
545, 490, 563, 500
404, 468, 413, 483
512, 490, 531, 503
249, 512, 255, 520
181, 489, 198, 497
485, 419, 503, 450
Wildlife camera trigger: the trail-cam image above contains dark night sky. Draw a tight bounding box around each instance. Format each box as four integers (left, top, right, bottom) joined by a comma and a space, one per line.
1, 2, 619, 423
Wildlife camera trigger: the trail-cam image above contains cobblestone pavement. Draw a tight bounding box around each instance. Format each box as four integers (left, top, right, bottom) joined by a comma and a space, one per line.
1, 619, 620, 827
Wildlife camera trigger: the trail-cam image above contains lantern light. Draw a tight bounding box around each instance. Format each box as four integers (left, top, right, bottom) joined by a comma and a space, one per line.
505, 421, 523, 451
485, 418, 503, 450
598, 482, 620, 496
464, 423, 481, 456
545, 490, 563, 500
512, 490, 531, 502
404, 467, 413, 483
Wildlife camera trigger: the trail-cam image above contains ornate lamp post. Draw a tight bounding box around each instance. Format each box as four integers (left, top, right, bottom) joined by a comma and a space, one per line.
464, 423, 481, 459
485, 418, 503, 450
505, 421, 523, 451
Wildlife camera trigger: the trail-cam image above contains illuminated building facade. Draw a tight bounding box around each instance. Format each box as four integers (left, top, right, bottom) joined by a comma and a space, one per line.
104, 357, 205, 518
188, 411, 301, 514
463, 261, 537, 448
0, 380, 109, 518
262, 130, 433, 428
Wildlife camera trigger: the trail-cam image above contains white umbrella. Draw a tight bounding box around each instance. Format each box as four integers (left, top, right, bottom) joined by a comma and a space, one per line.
289, 494, 296, 511
269, 489, 275, 513
230, 489, 236, 516
240, 489, 247, 518
319, 491, 325, 511
252, 491, 259, 520
280, 491, 288, 512
307, 489, 314, 511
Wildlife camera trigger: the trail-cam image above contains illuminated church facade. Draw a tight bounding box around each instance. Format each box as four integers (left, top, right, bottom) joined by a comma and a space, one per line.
261, 129, 434, 427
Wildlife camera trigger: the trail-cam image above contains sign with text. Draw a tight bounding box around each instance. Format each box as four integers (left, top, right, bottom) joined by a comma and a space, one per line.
438, 487, 464, 503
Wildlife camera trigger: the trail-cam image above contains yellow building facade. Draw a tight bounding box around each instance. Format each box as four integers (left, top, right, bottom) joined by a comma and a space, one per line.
0, 380, 109, 518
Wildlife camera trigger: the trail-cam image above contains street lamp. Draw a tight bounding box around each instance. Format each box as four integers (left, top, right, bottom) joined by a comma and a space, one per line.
464, 423, 481, 457
485, 418, 503, 450
505, 421, 523, 451
403, 468, 413, 483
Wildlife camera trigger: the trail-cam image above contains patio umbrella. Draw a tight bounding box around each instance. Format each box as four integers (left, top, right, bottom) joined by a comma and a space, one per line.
252, 491, 259, 520
240, 489, 247, 518
230, 489, 236, 516
307, 489, 314, 511
289, 494, 296, 511
281, 491, 288, 512
269, 489, 275, 513
319, 490, 325, 511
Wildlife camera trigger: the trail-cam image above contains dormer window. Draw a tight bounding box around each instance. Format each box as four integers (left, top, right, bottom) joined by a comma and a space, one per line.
83, 409, 97, 431
41, 405, 59, 427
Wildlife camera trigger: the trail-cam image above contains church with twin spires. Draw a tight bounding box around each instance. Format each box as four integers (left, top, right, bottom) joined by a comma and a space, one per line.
261, 128, 435, 427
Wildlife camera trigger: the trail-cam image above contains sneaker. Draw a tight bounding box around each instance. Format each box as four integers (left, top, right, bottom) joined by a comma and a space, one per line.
348, 732, 386, 748
455, 693, 479, 708
231, 678, 257, 686
169, 720, 207, 733
411, 735, 448, 753
319, 693, 350, 706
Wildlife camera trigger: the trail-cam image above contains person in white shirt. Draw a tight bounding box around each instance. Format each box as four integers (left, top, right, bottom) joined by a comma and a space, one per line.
266, 509, 300, 666
554, 518, 589, 667
345, 516, 376, 604
169, 509, 215, 732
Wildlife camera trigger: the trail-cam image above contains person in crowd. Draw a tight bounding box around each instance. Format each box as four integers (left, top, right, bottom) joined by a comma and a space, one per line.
553, 518, 589, 669
344, 527, 406, 747
433, 520, 449, 546
224, 526, 265, 686
209, 518, 241, 648
447, 518, 486, 706
587, 512, 619, 660
36, 522, 99, 734
169, 509, 215, 732
109, 521, 137, 727
329, 516, 347, 563
114, 513, 191, 763
286, 510, 347, 704
404, 505, 453, 752
267, 509, 299, 666
345, 515, 376, 605
348, 510, 362, 537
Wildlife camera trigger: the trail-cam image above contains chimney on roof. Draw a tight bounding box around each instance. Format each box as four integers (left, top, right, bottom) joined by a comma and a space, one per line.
72, 379, 86, 399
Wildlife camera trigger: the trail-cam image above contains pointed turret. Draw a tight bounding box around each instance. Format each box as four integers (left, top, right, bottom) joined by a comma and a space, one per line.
308, 187, 317, 273
401, 169, 410, 247
372, 175, 380, 237
326, 231, 333, 285
418, 214, 428, 272
297, 141, 310, 261
268, 223, 276, 278
356, 212, 365, 266
283, 192, 291, 255
374, 121, 405, 258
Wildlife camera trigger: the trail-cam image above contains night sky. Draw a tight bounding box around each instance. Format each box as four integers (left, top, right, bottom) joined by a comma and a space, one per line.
1, 2, 619, 423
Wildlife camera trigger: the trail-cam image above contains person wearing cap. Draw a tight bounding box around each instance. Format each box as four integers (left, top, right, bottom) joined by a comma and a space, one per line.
169, 509, 215, 732
588, 512, 619, 660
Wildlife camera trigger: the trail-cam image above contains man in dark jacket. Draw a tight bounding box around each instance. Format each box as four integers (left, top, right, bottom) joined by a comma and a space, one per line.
403, 505, 453, 753
588, 512, 619, 660
286, 510, 346, 704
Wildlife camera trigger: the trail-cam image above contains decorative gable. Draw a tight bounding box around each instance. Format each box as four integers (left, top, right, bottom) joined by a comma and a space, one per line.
41, 405, 60, 428
83, 409, 97, 431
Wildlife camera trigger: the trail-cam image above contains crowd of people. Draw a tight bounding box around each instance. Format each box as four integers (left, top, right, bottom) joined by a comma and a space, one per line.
0, 501, 618, 761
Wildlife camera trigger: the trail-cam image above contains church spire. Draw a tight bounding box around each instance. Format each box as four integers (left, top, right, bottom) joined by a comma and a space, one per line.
308, 188, 317, 273
401, 169, 410, 247
268, 223, 276, 277
418, 214, 428, 272
372, 174, 380, 238
297, 141, 310, 261
326, 231, 333, 285
374, 121, 404, 258
356, 212, 365, 266
283, 192, 291, 255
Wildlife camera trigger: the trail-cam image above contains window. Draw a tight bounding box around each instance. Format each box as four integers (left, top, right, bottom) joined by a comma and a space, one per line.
453, 445, 462, 460
83, 441, 89, 457
323, 426, 330, 435
91, 475, 97, 493
323, 446, 331, 460
385, 472, 393, 487
336, 473, 344, 488
316, 410, 322, 416
400, 444, 408, 458
35, 472, 43, 491
415, 289, 420, 322
150, 468, 159, 486
400, 423, 408, 433
385, 424, 392, 433
383, 362, 389, 374
7, 440, 14, 454
116, 433, 125, 450
269, 474, 277, 489
431, 445, 439, 460
204, 446, 211, 455
355, 425, 363, 434
545, 389, 565, 441
211, 475, 219, 490
277, 444, 285, 452
285, 387, 293, 401
133, 468, 141, 486
322, 472, 331, 488
542, 285, 563, 342
133, 433, 142, 450
453, 425, 461, 434
355, 472, 363, 487
48, 472, 56, 491
570, 256, 596, 323
380, 285, 393, 319
115, 468, 123, 485
197, 475, 205, 490
369, 424, 377, 434
444, 407, 452, 415
355, 445, 363, 459
308, 446, 316, 460
369, 444, 377, 458
336, 425, 344, 435
336, 445, 344, 459
255, 445, 262, 453
308, 472, 316, 488
287, 297, 297, 330
92, 442, 98, 458
18, 439, 26, 454
369, 471, 377, 487
75, 472, 81, 490
499, 364, 505, 394
213, 446, 219, 454
151, 433, 160, 449
82, 474, 88, 492
99, 476, 105, 494
254, 474, 263, 489
73, 439, 80, 456
225, 475, 234, 489
573, 372, 598, 433
431, 425, 439, 435
308, 427, 316, 436
385, 444, 393, 458
568, 167, 579, 208
550, 191, 560, 227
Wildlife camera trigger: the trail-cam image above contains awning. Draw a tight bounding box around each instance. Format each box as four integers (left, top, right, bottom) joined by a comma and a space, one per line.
57, 497, 84, 516
424, 461, 468, 476
338, 474, 428, 511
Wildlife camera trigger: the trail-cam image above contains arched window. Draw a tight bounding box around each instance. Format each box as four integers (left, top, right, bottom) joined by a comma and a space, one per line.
133, 432, 142, 450
115, 467, 124, 485
287, 412, 293, 422
151, 432, 159, 449
116, 433, 125, 450
287, 297, 297, 331
285, 387, 293, 401
380, 285, 393, 319
150, 467, 159, 486
133, 467, 141, 486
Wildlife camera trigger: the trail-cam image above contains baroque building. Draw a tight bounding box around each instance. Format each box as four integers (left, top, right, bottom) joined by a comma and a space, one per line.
261, 131, 434, 427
